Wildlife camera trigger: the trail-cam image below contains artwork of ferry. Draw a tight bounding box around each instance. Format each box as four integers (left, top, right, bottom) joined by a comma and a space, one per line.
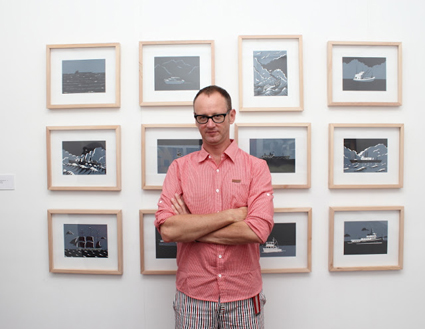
349, 151, 382, 163
164, 77, 185, 84
348, 229, 383, 245
262, 237, 284, 253
353, 69, 375, 82
261, 152, 290, 160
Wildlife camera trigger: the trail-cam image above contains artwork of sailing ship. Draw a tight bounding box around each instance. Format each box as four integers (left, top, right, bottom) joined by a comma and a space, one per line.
154, 56, 200, 91
343, 138, 388, 173
155, 229, 177, 259
157, 139, 203, 174
260, 223, 296, 258
250, 138, 295, 173
63, 224, 108, 258
342, 57, 386, 91
62, 59, 106, 94
344, 220, 388, 255
253, 50, 288, 96
62, 140, 106, 175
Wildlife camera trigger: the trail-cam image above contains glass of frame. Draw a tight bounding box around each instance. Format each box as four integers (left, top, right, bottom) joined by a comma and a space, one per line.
238, 35, 303, 112
46, 43, 121, 109
140, 210, 177, 275
261, 208, 312, 274
46, 125, 121, 191
235, 123, 311, 189
139, 40, 215, 106
142, 124, 201, 190
329, 123, 404, 189
327, 41, 402, 107
48, 209, 123, 275
329, 206, 404, 272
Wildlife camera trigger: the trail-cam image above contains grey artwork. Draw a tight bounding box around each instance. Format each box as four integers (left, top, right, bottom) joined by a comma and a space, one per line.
250, 138, 295, 173
154, 56, 200, 91
62, 140, 106, 175
155, 229, 177, 259
344, 220, 388, 255
342, 57, 386, 91
253, 50, 288, 96
63, 224, 108, 258
344, 138, 387, 173
157, 139, 202, 174
260, 223, 296, 258
62, 59, 106, 94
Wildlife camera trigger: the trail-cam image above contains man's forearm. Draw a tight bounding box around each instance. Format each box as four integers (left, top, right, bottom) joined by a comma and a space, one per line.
197, 221, 262, 245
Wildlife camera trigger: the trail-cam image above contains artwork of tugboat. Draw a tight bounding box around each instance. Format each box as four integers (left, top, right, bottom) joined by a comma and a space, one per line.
342, 57, 386, 91
344, 221, 388, 255
262, 237, 284, 253
154, 56, 200, 91
260, 223, 296, 258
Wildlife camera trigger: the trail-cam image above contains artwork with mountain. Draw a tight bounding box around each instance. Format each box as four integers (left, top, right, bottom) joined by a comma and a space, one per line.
342, 57, 386, 91
343, 138, 388, 173
62, 140, 106, 175
253, 50, 288, 96
154, 56, 200, 91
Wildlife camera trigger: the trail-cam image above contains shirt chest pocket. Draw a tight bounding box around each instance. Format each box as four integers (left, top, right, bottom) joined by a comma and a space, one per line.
228, 180, 250, 208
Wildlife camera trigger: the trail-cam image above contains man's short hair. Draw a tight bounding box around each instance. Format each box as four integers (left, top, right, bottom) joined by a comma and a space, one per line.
193, 85, 232, 112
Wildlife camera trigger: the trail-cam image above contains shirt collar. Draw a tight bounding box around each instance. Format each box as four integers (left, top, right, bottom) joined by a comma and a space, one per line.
197, 140, 238, 163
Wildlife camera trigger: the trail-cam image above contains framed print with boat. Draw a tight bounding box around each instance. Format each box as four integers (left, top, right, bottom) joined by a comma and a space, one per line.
48, 209, 123, 275
46, 125, 121, 191
142, 124, 201, 190
329, 123, 403, 189
46, 43, 121, 109
261, 208, 312, 273
139, 40, 215, 106
329, 206, 404, 272
327, 41, 402, 106
235, 123, 311, 189
140, 210, 177, 275
238, 35, 303, 112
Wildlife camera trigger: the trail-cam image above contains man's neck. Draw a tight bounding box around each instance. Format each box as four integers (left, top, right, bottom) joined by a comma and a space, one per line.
203, 140, 232, 165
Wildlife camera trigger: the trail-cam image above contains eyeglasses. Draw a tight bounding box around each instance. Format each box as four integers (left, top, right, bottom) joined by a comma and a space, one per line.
194, 110, 230, 124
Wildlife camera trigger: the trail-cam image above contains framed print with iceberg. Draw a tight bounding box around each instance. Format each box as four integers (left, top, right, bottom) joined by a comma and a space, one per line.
48, 209, 123, 275
46, 43, 121, 109
139, 40, 215, 106
329, 124, 403, 189
142, 124, 201, 190
46, 125, 121, 191
327, 41, 402, 106
140, 210, 177, 275
329, 206, 404, 272
235, 123, 311, 189
261, 208, 312, 274
238, 35, 303, 112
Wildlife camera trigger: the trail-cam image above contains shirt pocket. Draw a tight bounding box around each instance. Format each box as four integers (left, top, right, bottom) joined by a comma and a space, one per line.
228, 179, 250, 208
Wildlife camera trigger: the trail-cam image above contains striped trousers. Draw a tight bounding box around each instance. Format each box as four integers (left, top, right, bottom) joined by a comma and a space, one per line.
173, 290, 266, 329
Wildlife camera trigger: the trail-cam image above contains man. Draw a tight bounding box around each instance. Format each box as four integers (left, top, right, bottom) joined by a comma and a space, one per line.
155, 85, 274, 329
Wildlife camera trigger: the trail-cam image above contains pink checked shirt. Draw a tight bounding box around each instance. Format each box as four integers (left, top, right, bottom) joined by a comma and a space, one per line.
155, 140, 274, 303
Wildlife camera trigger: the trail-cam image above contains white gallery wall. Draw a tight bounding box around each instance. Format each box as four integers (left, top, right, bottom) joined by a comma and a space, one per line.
0, 0, 424, 328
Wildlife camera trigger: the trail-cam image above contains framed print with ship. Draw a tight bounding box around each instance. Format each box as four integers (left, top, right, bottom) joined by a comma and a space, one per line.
261, 208, 312, 273
139, 40, 215, 106
46, 43, 121, 109
329, 123, 403, 189
238, 35, 303, 112
142, 124, 201, 190
327, 41, 402, 106
235, 123, 311, 189
46, 125, 121, 191
329, 206, 404, 272
48, 209, 123, 275
140, 210, 177, 275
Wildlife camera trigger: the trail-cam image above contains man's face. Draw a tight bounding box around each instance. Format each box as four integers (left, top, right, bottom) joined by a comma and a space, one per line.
193, 92, 235, 148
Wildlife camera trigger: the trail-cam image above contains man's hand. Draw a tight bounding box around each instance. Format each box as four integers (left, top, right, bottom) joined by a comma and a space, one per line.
171, 194, 190, 215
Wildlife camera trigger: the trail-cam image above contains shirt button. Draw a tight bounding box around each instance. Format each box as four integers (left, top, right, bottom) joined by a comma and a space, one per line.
219, 255, 222, 259
218, 274, 222, 278
216, 189, 219, 193
216, 169, 219, 173
266, 193, 270, 196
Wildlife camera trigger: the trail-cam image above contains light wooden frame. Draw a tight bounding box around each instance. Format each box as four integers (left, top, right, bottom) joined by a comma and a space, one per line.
235, 123, 311, 189
139, 40, 215, 106
46, 43, 121, 109
327, 41, 402, 107
261, 208, 312, 274
238, 35, 303, 112
48, 209, 123, 275
329, 206, 404, 272
142, 124, 200, 190
46, 125, 121, 191
140, 210, 177, 275
329, 123, 404, 189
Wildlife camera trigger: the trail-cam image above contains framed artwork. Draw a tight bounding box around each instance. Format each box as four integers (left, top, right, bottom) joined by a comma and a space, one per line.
46, 43, 121, 109
261, 208, 312, 273
48, 209, 123, 275
140, 210, 177, 275
327, 41, 402, 106
142, 124, 201, 190
329, 206, 404, 272
238, 35, 303, 112
329, 123, 403, 189
46, 125, 121, 191
139, 40, 215, 106
235, 123, 311, 189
